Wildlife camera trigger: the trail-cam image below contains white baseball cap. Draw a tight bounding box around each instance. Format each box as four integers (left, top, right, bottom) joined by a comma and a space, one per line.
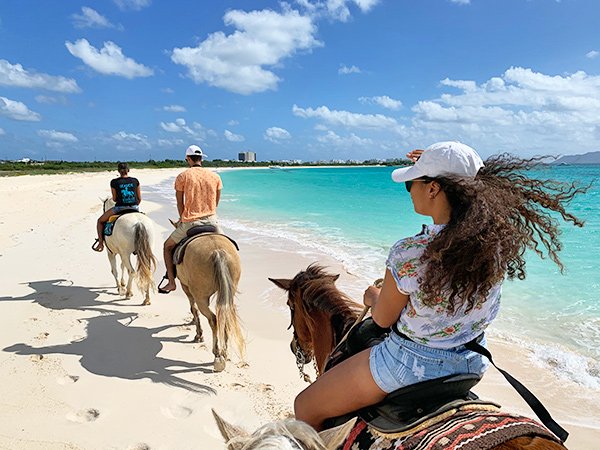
185, 144, 206, 157
391, 141, 484, 183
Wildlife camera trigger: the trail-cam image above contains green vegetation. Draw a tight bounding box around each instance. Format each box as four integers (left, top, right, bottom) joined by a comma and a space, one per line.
0, 158, 412, 176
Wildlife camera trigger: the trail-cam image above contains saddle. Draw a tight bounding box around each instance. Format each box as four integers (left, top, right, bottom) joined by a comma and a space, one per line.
103, 209, 139, 236
172, 225, 239, 265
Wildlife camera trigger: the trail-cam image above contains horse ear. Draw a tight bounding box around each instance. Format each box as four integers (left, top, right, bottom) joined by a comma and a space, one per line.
319, 418, 357, 450
328, 274, 340, 283
268, 277, 292, 291
212, 409, 249, 449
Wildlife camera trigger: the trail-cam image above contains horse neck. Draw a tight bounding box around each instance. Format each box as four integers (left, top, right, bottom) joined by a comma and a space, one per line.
310, 309, 336, 374
310, 308, 359, 374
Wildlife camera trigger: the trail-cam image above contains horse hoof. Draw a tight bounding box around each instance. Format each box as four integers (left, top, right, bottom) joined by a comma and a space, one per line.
142, 300, 151, 306
213, 357, 226, 372
194, 335, 203, 343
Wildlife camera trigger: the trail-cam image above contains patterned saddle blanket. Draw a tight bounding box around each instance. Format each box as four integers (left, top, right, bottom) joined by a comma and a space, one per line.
102, 209, 139, 236
343, 408, 562, 450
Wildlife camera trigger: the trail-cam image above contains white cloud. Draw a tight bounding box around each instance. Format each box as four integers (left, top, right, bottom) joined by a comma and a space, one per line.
159, 118, 208, 140
299, 0, 380, 22
162, 87, 174, 94
111, 131, 151, 150
449, 0, 471, 5
224, 130, 245, 142
171, 8, 321, 95
338, 64, 361, 75
157, 138, 185, 147
586, 50, 599, 59
228, 120, 239, 126
293, 104, 403, 132
65, 39, 153, 79
0, 59, 81, 93
316, 130, 373, 147
38, 129, 78, 142
0, 96, 41, 121
35, 95, 68, 105
409, 66, 600, 154
359, 95, 402, 110
0, 128, 5, 135
113, 0, 151, 11
264, 127, 291, 143
163, 105, 186, 112
71, 7, 116, 29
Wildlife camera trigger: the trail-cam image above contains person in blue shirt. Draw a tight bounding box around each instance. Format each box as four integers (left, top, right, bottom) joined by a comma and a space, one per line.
92, 162, 141, 252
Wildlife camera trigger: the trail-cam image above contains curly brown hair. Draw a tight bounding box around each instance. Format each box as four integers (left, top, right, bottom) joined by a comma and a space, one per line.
420, 154, 590, 314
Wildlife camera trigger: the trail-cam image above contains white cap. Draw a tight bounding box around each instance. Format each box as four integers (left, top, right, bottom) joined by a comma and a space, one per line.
391, 141, 484, 183
185, 144, 206, 158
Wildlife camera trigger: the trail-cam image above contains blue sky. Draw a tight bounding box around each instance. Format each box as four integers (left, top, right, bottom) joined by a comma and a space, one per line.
1, 0, 599, 162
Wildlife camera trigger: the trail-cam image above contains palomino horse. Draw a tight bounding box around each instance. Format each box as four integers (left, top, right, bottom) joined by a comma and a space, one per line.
101, 198, 156, 305
266, 264, 567, 450
171, 227, 245, 372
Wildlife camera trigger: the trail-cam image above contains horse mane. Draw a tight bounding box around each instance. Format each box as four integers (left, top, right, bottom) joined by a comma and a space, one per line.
292, 264, 361, 344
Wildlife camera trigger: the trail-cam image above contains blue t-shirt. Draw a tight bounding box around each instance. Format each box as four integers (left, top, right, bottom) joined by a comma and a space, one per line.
110, 177, 140, 207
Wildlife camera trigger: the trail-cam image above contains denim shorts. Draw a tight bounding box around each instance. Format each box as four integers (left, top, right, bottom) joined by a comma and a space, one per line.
113, 205, 139, 213
369, 331, 488, 393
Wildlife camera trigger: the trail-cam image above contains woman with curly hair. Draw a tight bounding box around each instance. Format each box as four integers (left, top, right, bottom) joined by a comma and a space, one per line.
294, 141, 589, 431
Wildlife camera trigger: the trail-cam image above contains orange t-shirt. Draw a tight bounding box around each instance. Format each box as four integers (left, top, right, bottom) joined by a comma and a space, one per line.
174, 167, 223, 222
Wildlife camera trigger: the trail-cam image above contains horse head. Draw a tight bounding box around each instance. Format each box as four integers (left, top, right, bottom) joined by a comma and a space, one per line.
101, 196, 115, 213
212, 409, 354, 450
269, 264, 360, 377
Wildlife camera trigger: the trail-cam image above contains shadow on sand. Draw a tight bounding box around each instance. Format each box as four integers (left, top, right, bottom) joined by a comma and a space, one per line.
1, 279, 216, 394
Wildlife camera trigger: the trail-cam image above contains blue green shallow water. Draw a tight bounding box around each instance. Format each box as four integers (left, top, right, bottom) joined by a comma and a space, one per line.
157, 165, 600, 388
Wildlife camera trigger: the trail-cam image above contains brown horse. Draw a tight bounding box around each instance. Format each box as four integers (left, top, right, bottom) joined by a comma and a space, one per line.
268, 264, 567, 450
175, 233, 245, 372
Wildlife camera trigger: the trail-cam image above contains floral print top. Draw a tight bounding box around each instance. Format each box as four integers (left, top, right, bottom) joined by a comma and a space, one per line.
386, 223, 501, 349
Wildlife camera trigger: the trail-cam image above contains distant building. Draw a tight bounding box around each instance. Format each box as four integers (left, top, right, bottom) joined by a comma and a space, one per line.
238, 151, 256, 162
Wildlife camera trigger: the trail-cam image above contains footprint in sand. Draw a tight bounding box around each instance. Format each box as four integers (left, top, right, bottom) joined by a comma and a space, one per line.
35, 332, 50, 341
29, 354, 44, 362
127, 444, 151, 450
66, 408, 100, 423
57, 375, 80, 385
160, 405, 193, 419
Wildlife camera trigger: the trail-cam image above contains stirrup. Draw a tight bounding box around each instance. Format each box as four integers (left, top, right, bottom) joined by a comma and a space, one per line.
157, 273, 174, 294
91, 239, 103, 252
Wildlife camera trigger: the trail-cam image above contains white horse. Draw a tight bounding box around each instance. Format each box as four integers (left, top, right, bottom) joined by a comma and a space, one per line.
101, 198, 157, 305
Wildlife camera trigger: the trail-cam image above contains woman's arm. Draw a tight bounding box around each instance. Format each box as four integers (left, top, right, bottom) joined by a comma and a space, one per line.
111, 188, 117, 202
136, 185, 142, 204
364, 269, 409, 328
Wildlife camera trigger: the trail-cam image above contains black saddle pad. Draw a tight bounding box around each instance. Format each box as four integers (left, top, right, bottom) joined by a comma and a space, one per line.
324, 373, 482, 433
187, 224, 217, 236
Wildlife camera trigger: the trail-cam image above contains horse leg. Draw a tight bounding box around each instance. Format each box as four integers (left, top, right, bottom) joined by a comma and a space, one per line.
119, 258, 127, 291
181, 284, 203, 342
122, 254, 135, 299
107, 252, 122, 295
195, 296, 224, 372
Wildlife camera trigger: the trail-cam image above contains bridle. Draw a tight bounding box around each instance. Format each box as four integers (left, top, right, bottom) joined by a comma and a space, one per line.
287, 297, 317, 383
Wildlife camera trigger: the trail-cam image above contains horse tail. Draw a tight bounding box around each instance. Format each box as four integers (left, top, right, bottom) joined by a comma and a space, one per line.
212, 249, 245, 360
134, 222, 157, 294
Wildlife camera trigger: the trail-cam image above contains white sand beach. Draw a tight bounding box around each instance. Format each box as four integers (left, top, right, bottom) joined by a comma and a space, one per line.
0, 170, 598, 449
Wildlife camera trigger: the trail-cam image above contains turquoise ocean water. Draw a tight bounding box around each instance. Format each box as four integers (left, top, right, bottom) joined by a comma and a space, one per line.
157, 165, 600, 389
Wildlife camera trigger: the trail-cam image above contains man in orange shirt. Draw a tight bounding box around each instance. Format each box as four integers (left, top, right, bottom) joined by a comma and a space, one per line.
159, 144, 223, 294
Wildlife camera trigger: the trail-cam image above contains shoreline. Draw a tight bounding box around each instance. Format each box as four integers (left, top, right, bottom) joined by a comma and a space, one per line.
0, 170, 598, 448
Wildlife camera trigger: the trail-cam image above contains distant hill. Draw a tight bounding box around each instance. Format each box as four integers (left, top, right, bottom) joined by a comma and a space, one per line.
553, 151, 600, 165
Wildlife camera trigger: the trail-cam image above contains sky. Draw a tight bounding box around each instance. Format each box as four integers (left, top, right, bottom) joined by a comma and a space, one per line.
1, 0, 600, 162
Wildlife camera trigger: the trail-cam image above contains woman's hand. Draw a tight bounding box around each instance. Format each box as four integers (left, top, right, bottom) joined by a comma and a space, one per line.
363, 285, 381, 307
406, 149, 424, 162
